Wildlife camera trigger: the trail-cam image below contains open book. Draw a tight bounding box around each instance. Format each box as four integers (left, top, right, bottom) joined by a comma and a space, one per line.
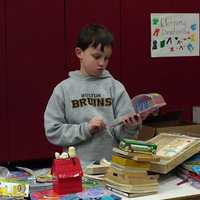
109, 93, 166, 127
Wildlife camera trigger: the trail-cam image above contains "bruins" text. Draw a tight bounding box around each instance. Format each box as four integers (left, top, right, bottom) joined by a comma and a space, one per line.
71, 98, 112, 108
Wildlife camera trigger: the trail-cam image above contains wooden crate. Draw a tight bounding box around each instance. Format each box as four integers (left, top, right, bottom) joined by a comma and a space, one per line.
148, 133, 200, 174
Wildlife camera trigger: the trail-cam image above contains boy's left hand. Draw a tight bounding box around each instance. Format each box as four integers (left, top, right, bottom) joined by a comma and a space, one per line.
122, 113, 142, 129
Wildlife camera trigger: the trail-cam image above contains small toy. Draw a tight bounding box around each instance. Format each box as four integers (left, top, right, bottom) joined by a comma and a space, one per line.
68, 146, 76, 158
54, 146, 76, 160
55, 152, 69, 159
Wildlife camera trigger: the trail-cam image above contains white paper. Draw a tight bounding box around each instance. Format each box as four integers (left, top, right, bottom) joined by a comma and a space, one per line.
151, 13, 199, 57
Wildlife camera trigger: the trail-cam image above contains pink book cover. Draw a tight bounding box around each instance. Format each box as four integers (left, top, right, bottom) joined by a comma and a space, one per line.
109, 93, 166, 127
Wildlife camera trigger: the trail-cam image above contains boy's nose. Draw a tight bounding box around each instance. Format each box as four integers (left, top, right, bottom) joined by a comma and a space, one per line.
99, 59, 106, 66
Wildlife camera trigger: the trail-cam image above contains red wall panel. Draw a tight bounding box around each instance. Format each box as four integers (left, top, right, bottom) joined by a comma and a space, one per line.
6, 0, 64, 161
1, 0, 200, 162
121, 0, 200, 121
65, 0, 122, 80
0, 0, 9, 162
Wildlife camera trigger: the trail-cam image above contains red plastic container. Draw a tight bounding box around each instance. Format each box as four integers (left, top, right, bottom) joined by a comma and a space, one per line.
52, 157, 83, 195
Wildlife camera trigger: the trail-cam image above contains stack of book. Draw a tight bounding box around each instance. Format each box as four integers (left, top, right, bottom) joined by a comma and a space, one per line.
104, 139, 160, 197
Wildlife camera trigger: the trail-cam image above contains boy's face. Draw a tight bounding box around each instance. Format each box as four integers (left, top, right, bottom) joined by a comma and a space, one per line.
75, 44, 112, 77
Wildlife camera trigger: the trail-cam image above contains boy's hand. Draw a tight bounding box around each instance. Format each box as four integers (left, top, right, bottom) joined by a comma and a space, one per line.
87, 116, 106, 135
122, 113, 142, 129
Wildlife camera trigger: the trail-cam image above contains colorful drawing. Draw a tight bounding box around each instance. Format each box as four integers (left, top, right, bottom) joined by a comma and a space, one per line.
151, 13, 199, 57
30, 187, 120, 200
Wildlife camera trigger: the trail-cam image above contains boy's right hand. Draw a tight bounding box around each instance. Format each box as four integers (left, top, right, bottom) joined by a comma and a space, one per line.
87, 116, 106, 135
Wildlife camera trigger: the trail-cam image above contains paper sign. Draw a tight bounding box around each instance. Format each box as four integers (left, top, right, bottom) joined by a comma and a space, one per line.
151, 13, 199, 57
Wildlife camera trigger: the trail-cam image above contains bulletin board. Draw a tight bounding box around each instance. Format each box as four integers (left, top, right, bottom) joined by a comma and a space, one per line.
151, 13, 199, 57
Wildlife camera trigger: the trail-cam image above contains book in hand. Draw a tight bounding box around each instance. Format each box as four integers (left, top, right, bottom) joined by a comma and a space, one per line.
132, 93, 166, 115
109, 93, 166, 127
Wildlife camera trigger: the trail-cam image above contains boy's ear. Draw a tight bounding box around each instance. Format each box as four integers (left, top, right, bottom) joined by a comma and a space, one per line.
75, 47, 83, 59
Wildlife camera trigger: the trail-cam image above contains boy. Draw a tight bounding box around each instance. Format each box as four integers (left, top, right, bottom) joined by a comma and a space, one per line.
44, 24, 142, 161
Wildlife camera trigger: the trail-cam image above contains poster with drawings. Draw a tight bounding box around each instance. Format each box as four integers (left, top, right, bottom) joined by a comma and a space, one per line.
151, 13, 199, 57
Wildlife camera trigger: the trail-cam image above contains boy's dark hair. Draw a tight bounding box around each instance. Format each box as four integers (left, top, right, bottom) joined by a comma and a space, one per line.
76, 24, 114, 51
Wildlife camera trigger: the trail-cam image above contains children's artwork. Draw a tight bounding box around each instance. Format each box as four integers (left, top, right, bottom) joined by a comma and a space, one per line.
30, 187, 121, 200
151, 13, 199, 57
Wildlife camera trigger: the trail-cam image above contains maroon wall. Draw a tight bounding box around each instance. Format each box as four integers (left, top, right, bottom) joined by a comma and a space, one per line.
6, 0, 64, 161
120, 0, 200, 121
0, 0, 9, 162
65, 0, 200, 122
0, 0, 200, 162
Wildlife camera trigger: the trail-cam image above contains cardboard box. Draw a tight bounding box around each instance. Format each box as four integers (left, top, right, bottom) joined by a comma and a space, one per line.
138, 123, 200, 141
155, 124, 200, 137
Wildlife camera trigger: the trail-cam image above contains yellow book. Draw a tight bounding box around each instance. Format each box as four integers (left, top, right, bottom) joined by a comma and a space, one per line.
112, 155, 150, 170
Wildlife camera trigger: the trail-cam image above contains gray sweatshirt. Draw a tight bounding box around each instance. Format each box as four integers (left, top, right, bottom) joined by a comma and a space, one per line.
44, 70, 138, 161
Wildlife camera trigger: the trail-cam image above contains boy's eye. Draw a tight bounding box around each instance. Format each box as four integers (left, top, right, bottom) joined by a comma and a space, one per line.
92, 55, 110, 61
92, 54, 101, 59
105, 56, 110, 61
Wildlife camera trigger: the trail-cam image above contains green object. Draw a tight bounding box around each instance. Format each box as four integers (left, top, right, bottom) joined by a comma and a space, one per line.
119, 138, 157, 154
82, 177, 99, 189
160, 40, 165, 48
130, 144, 155, 154
152, 18, 159, 25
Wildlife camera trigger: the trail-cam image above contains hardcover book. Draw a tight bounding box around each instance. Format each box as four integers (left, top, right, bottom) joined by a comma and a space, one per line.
109, 93, 166, 127
111, 154, 150, 170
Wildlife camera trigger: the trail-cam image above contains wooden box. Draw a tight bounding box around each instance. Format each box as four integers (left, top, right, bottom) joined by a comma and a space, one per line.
138, 123, 200, 141
155, 124, 200, 137
148, 133, 200, 174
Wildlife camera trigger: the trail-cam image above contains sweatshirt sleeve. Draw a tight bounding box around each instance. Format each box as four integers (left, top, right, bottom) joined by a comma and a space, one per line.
44, 86, 92, 147
111, 81, 141, 141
